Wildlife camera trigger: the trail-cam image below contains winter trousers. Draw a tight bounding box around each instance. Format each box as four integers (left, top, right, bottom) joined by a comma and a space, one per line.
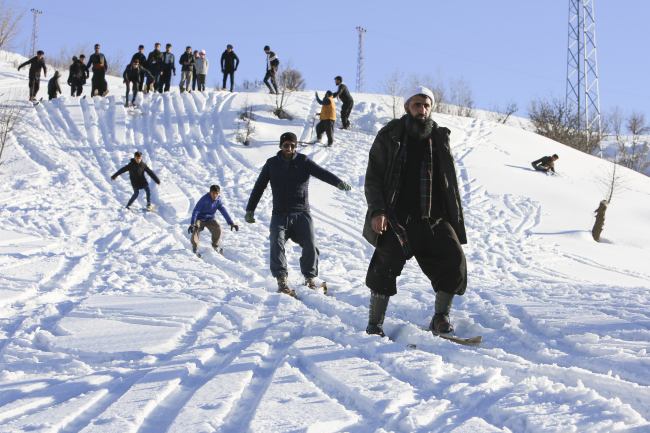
70, 78, 84, 97
222, 71, 234, 91
180, 71, 193, 91
316, 119, 335, 145
191, 219, 223, 251
341, 100, 354, 128
126, 184, 151, 208
160, 69, 173, 92
191, 73, 197, 91
269, 212, 319, 279
138, 71, 145, 91
532, 163, 550, 172
48, 92, 57, 100
264, 69, 278, 93
91, 69, 107, 96
196, 74, 206, 91
125, 82, 139, 104
146, 66, 160, 92
366, 216, 467, 298
28, 76, 40, 100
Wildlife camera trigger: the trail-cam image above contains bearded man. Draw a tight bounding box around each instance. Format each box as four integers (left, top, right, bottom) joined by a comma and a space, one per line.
362, 86, 468, 338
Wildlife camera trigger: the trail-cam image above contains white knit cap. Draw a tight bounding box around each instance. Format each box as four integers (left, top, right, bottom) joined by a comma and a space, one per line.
403, 86, 435, 104
201, 50, 206, 55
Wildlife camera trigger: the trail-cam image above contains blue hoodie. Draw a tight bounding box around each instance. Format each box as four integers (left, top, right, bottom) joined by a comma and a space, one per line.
191, 193, 233, 225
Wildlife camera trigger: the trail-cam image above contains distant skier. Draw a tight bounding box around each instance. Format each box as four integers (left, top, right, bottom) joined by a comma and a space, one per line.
188, 185, 239, 257
191, 50, 199, 91
87, 44, 109, 97
123, 58, 154, 107
221, 44, 239, 92
67, 55, 88, 97
532, 154, 558, 173
160, 43, 176, 93
131, 45, 147, 92
146, 43, 163, 93
263, 45, 279, 94
245, 132, 352, 297
315, 91, 336, 146
110, 151, 161, 211
179, 46, 195, 93
363, 86, 468, 338
48, 71, 62, 100
332, 76, 354, 130
17, 50, 47, 102
195, 50, 209, 92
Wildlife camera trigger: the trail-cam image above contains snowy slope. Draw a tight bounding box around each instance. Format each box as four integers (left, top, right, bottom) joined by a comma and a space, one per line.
1, 52, 650, 433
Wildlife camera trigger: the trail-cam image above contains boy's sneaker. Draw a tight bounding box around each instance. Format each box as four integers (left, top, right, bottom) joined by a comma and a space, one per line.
101, 90, 110, 97
146, 203, 152, 210
193, 249, 201, 258
304, 277, 318, 290
213, 246, 224, 254
277, 276, 297, 298
429, 314, 454, 334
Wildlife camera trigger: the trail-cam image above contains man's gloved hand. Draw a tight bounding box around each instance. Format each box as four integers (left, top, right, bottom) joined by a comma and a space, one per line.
337, 181, 351, 191
230, 223, 239, 232
187, 224, 197, 234
245, 211, 255, 224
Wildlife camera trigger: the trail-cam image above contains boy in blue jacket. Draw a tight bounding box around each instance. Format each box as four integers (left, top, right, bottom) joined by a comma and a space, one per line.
188, 185, 238, 256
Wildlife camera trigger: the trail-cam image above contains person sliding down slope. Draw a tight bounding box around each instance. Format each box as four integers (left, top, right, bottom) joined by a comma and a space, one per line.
188, 185, 239, 258
245, 132, 352, 298
123, 58, 154, 107
532, 154, 559, 173
111, 151, 161, 211
363, 86, 468, 338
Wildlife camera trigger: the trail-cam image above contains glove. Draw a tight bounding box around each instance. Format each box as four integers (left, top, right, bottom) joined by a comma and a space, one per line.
337, 181, 351, 191
245, 211, 255, 224
187, 224, 197, 234
230, 223, 239, 232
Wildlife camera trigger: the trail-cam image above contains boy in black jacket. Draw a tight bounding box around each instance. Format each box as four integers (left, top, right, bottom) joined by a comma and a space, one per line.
111, 151, 161, 210
18, 50, 47, 101
123, 59, 154, 107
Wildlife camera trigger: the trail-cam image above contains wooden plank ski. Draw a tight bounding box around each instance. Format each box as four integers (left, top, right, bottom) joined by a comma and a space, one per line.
414, 326, 482, 347
144, 205, 158, 212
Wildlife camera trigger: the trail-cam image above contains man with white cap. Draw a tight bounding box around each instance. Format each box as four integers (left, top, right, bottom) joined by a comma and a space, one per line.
362, 86, 468, 338
195, 50, 209, 92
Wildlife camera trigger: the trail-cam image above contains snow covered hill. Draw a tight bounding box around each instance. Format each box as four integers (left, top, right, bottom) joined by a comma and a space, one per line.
1, 52, 650, 432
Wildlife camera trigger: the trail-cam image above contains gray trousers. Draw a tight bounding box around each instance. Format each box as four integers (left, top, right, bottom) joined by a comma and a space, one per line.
180, 71, 193, 91
316, 119, 335, 145
270, 212, 318, 279
191, 219, 222, 251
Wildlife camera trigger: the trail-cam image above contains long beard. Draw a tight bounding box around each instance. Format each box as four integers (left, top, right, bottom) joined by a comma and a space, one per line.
405, 112, 434, 139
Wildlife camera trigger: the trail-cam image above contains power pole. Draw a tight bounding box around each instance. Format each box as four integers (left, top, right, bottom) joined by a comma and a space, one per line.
356, 27, 366, 93
566, 0, 602, 156
29, 9, 42, 58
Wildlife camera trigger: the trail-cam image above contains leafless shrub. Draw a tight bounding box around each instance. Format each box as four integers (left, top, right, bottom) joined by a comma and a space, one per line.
243, 79, 264, 89
610, 107, 650, 175
279, 63, 305, 91
0, 0, 26, 52
236, 95, 256, 146
106, 49, 126, 77
527, 95, 602, 155
592, 149, 629, 241
488, 100, 519, 125
268, 59, 298, 120
376, 68, 406, 120
0, 87, 29, 168
448, 76, 475, 118
46, 42, 93, 72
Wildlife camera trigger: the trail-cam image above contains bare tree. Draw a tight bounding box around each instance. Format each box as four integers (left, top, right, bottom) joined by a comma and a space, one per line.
269, 59, 299, 120
527, 95, 602, 155
0, 87, 29, 168
106, 49, 126, 77
376, 68, 406, 120
592, 150, 628, 242
488, 100, 519, 125
279, 64, 306, 91
0, 0, 26, 52
448, 76, 475, 118
235, 95, 256, 146
611, 107, 650, 174
46, 42, 93, 72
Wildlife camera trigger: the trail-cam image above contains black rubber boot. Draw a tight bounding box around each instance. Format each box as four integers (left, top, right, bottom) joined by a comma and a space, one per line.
366, 292, 390, 337
430, 291, 455, 334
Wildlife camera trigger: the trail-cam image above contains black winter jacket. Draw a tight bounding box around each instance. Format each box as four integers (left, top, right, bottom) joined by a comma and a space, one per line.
179, 53, 195, 72
112, 159, 161, 189
18, 56, 47, 78
87, 53, 107, 72
48, 71, 62, 95
147, 50, 163, 69
68, 59, 88, 83
221, 51, 239, 72
131, 52, 147, 67
332, 83, 353, 104
246, 151, 342, 215
363, 115, 467, 247
123, 64, 154, 83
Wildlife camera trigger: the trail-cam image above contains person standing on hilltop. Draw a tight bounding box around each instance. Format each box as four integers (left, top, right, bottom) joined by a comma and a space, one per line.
245, 132, 352, 298
67, 55, 88, 97
195, 50, 209, 92
332, 76, 354, 130
362, 86, 468, 339
191, 50, 199, 91
160, 43, 176, 93
17, 50, 47, 101
263, 45, 279, 94
315, 91, 336, 147
123, 58, 154, 107
111, 151, 161, 211
179, 46, 195, 93
146, 43, 163, 93
87, 44, 109, 97
221, 44, 239, 92
131, 45, 147, 92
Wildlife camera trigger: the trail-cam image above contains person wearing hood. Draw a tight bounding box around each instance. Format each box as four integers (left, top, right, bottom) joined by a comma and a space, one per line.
195, 50, 209, 92
18, 50, 47, 101
123, 58, 154, 107
48, 71, 62, 100
146, 43, 163, 93
220, 45, 239, 92
111, 151, 161, 210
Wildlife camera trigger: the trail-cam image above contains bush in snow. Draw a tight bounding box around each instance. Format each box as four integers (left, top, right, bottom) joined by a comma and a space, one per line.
0, 0, 26, 52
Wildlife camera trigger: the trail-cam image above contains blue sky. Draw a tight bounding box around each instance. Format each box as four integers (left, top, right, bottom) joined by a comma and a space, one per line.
15, 0, 650, 117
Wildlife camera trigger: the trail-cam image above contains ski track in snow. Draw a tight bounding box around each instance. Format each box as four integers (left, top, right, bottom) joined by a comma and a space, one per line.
0, 71, 649, 433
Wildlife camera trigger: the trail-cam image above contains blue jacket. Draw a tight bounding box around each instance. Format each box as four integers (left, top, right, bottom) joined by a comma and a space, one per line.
246, 151, 342, 215
191, 193, 233, 225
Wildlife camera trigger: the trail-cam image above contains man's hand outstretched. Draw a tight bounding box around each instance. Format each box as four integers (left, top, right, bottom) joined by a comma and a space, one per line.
337, 181, 351, 191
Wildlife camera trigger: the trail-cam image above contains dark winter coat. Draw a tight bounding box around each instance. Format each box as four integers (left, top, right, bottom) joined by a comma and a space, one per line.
532, 156, 555, 172
112, 159, 161, 189
161, 52, 176, 72
48, 71, 62, 95
147, 49, 163, 68
69, 59, 88, 80
221, 50, 239, 72
179, 52, 195, 72
87, 53, 107, 72
363, 115, 467, 247
191, 193, 234, 225
332, 83, 353, 104
246, 151, 342, 215
123, 64, 154, 84
131, 52, 147, 66
18, 56, 47, 78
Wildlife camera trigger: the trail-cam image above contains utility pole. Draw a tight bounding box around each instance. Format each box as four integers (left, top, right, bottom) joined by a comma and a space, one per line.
356, 27, 366, 93
566, 0, 602, 156
29, 9, 42, 58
